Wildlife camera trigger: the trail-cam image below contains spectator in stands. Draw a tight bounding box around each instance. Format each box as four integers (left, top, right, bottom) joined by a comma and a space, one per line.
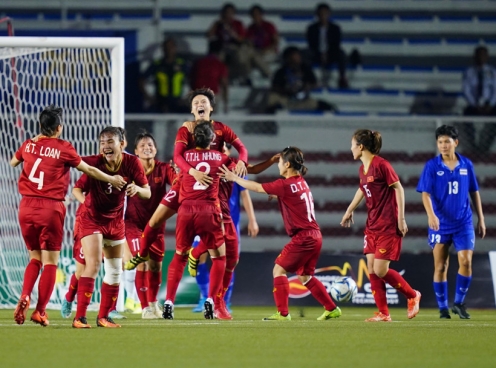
306, 3, 348, 89
190, 41, 229, 113
266, 46, 334, 113
462, 46, 496, 154
207, 3, 269, 84
246, 5, 279, 75
139, 37, 189, 113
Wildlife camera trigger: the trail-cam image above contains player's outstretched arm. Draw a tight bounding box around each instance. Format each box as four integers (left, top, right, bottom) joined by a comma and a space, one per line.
220, 165, 266, 193
421, 192, 439, 231
126, 183, 151, 199
470, 191, 486, 238
10, 155, 21, 168
391, 181, 408, 237
72, 187, 85, 204
241, 190, 259, 237
76, 161, 126, 190
340, 188, 364, 227
247, 153, 280, 175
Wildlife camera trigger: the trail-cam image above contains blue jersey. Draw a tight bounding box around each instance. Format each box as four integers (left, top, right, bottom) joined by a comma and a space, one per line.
229, 181, 245, 230
416, 153, 479, 233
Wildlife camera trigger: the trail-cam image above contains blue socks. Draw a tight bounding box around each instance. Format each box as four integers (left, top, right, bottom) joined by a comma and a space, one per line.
433, 281, 448, 310
454, 274, 472, 304
196, 263, 209, 299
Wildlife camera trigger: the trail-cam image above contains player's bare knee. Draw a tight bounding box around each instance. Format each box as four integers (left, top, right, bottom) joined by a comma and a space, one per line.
273, 264, 286, 277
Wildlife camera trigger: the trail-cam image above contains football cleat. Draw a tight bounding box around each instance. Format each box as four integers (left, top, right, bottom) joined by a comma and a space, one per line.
365, 312, 392, 322
72, 317, 91, 329
214, 300, 232, 320
188, 251, 199, 277
30, 310, 49, 327
124, 297, 136, 312
124, 253, 150, 271
142, 307, 159, 319
132, 302, 143, 315
204, 298, 214, 319
149, 301, 163, 318
452, 303, 471, 319
14, 294, 30, 325
192, 297, 207, 313
97, 316, 121, 328
60, 298, 73, 319
108, 310, 127, 319
407, 290, 421, 319
439, 309, 451, 319
162, 300, 174, 320
317, 306, 342, 321
263, 312, 292, 321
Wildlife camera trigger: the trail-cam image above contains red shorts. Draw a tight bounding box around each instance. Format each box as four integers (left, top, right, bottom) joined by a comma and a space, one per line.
176, 202, 223, 254
160, 181, 180, 212
224, 221, 239, 266
18, 197, 66, 252
275, 230, 322, 276
363, 232, 402, 261
126, 224, 165, 262
73, 215, 85, 265
78, 210, 126, 243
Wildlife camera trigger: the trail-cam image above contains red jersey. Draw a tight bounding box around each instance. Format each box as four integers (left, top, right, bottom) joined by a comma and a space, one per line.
125, 160, 176, 230
358, 156, 400, 235
219, 179, 235, 221
82, 153, 148, 223
179, 148, 233, 204
190, 55, 228, 94
246, 20, 278, 51
74, 174, 90, 217
14, 137, 82, 201
173, 120, 248, 174
262, 176, 320, 237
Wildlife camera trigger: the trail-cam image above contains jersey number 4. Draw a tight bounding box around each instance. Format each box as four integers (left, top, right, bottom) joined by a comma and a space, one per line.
28, 158, 45, 189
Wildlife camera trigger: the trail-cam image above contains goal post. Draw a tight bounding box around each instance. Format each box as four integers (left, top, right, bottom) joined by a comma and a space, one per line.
0, 37, 125, 309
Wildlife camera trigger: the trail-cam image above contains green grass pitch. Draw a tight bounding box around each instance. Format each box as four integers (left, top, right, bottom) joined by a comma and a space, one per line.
1, 306, 495, 368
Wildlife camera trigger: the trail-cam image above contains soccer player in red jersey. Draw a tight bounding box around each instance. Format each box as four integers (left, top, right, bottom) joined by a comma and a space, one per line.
72, 126, 151, 329
163, 121, 236, 320
10, 105, 126, 327
125, 87, 248, 270
60, 174, 90, 318
220, 147, 342, 321
124, 132, 176, 319
340, 129, 421, 321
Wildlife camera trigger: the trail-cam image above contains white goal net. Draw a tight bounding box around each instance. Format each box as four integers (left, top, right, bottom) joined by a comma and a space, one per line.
0, 37, 124, 309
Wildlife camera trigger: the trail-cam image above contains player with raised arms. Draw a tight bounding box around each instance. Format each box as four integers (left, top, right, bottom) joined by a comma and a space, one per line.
340, 129, 421, 322
417, 125, 485, 319
220, 147, 342, 321
72, 126, 150, 328
11, 105, 126, 326
124, 132, 176, 319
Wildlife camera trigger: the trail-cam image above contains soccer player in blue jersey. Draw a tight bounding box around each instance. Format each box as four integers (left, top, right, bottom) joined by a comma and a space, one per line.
417, 125, 486, 319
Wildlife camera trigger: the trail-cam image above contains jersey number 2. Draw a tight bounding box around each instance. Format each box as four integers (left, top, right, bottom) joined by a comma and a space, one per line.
28, 158, 44, 189
193, 162, 211, 190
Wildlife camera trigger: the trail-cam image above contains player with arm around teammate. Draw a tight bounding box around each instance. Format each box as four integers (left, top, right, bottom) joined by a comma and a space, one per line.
11, 105, 126, 326
125, 132, 177, 319
417, 125, 485, 319
72, 127, 150, 328
221, 147, 342, 321
340, 129, 421, 322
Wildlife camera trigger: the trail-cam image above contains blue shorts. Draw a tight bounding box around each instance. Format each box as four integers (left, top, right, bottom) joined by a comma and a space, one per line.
427, 226, 475, 251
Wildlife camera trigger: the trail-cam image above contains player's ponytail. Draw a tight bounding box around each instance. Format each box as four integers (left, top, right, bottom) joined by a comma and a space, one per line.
194, 120, 216, 149
353, 129, 382, 155
39, 104, 63, 137
281, 146, 308, 176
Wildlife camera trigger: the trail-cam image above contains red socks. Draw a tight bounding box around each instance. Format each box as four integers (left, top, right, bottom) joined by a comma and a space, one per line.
305, 277, 336, 311
98, 283, 119, 319
191, 240, 208, 259
381, 269, 416, 299
135, 270, 148, 309
370, 273, 389, 315
21, 258, 42, 297
273, 276, 289, 316
36, 264, 57, 314
141, 224, 161, 257
65, 273, 79, 302
222, 269, 233, 298
209, 256, 226, 307
165, 254, 188, 302
75, 277, 95, 319
147, 270, 162, 303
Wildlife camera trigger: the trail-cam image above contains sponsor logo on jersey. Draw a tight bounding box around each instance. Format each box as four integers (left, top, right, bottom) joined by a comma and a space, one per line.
215, 130, 223, 136
154, 177, 162, 183
367, 176, 374, 182
437, 171, 444, 176
460, 168, 468, 175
